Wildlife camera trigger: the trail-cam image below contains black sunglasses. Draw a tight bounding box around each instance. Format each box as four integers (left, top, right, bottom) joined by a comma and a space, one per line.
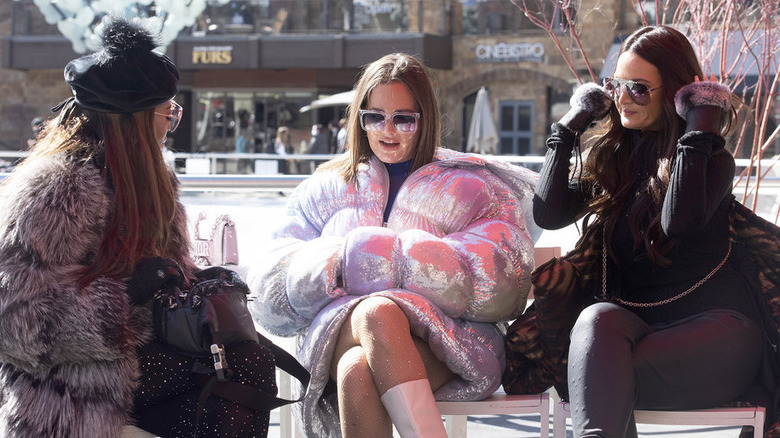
358, 110, 420, 134
603, 77, 662, 106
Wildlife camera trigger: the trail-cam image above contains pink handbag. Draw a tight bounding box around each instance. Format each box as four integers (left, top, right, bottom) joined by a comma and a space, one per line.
193, 212, 239, 266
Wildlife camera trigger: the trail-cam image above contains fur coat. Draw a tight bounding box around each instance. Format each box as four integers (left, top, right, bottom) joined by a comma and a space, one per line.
0, 150, 192, 438
248, 148, 539, 437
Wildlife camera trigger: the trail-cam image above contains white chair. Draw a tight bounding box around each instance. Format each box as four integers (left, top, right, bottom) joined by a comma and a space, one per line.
553, 400, 765, 438
437, 389, 550, 438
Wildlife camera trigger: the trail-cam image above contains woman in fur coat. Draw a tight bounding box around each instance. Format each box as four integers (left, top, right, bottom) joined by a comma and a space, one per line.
0, 17, 196, 438
249, 53, 538, 437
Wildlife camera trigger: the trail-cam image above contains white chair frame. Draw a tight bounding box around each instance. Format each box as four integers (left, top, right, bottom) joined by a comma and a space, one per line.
437, 389, 550, 438
553, 400, 765, 438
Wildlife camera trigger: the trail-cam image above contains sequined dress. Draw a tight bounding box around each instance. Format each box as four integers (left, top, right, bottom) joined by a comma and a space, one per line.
248, 148, 538, 437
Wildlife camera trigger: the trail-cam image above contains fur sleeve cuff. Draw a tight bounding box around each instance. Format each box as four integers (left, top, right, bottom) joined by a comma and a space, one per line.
674, 81, 732, 120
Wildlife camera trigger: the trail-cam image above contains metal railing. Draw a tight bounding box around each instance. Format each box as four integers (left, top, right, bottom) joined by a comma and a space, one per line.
0, 151, 778, 194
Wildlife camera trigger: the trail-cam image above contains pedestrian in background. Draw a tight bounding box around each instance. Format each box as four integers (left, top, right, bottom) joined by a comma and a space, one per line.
336, 117, 348, 153
274, 126, 290, 174
26, 116, 44, 148
308, 123, 330, 173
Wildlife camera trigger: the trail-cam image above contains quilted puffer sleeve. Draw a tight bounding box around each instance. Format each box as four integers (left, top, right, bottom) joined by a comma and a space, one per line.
342, 220, 532, 322
248, 176, 349, 337
0, 157, 150, 372
343, 163, 535, 322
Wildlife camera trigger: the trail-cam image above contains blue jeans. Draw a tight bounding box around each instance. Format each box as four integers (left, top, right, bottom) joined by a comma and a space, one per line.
568, 302, 763, 438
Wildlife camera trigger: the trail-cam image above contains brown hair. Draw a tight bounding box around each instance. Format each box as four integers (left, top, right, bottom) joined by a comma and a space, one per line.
583, 26, 733, 265
27, 105, 181, 287
318, 53, 441, 182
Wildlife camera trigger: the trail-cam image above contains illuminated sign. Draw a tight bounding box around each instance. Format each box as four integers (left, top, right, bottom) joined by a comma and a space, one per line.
193, 46, 233, 64
475, 42, 545, 63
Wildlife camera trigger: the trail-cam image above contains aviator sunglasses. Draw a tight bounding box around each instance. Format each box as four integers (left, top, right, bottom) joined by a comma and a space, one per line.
154, 101, 183, 133
358, 109, 420, 134
603, 77, 662, 106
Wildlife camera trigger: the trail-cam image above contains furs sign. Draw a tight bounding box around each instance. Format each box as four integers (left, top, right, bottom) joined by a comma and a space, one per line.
475, 42, 545, 63
193, 46, 233, 64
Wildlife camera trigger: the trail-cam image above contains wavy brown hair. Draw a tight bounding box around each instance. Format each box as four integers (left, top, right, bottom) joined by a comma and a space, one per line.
582, 26, 723, 265
318, 53, 441, 183
26, 104, 181, 287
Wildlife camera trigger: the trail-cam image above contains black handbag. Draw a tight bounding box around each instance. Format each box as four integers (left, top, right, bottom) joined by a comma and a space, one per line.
154, 267, 258, 374
142, 266, 310, 438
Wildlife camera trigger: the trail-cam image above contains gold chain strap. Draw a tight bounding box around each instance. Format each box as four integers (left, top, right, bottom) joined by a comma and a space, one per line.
602, 226, 732, 308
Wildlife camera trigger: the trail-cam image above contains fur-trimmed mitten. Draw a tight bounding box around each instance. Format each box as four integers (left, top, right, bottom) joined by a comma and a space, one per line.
674, 81, 732, 133
126, 257, 185, 305
559, 82, 613, 133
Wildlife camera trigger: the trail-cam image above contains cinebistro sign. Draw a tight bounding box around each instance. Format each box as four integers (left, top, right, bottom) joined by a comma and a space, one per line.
475, 42, 545, 63
193, 45, 233, 64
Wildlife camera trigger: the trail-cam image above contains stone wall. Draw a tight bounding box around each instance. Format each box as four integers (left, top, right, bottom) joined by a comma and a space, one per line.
0, 3, 70, 151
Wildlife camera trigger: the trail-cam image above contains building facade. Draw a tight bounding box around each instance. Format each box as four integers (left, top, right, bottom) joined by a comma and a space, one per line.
1, 0, 644, 159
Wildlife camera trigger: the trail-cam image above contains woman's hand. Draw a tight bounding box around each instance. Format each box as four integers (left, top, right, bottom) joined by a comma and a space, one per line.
674, 75, 732, 134
126, 257, 184, 305
558, 82, 613, 133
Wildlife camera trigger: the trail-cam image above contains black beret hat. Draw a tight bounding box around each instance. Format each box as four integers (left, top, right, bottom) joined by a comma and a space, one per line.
64, 16, 179, 114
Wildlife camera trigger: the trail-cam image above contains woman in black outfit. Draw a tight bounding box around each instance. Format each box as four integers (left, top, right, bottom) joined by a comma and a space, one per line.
533, 26, 764, 437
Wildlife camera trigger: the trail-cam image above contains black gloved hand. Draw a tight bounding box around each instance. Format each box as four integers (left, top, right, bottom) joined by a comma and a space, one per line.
126, 257, 185, 306
558, 82, 613, 133
675, 81, 731, 134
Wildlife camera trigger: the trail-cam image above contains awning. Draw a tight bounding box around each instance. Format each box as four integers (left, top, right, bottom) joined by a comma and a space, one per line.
300, 90, 356, 113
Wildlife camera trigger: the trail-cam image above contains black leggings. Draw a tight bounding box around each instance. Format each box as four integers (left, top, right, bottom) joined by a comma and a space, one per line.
568, 303, 763, 438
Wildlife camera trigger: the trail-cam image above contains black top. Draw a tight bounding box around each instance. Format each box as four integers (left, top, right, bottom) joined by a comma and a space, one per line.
534, 123, 758, 325
383, 159, 413, 223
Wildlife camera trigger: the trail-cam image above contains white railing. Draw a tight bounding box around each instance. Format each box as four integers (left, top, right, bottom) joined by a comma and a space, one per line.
0, 151, 777, 194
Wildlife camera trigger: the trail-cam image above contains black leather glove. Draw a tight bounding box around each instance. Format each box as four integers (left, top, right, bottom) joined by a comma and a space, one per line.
126, 257, 185, 306
558, 82, 613, 133
674, 81, 731, 133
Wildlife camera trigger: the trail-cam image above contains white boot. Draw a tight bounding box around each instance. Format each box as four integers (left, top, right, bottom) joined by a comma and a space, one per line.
379, 379, 447, 438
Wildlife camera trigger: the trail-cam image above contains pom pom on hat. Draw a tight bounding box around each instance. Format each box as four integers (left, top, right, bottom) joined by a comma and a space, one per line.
63, 16, 179, 114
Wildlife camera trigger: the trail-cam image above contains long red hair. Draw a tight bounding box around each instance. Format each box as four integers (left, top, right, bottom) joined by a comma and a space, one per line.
27, 105, 180, 287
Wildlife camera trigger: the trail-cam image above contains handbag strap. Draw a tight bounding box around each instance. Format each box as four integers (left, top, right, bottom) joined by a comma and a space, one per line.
601, 223, 733, 307
256, 333, 311, 392
191, 335, 311, 436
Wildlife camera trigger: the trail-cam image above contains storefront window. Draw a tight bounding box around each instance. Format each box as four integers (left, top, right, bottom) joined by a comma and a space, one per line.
460, 0, 567, 35
353, 0, 407, 32
193, 90, 315, 155
498, 101, 533, 155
